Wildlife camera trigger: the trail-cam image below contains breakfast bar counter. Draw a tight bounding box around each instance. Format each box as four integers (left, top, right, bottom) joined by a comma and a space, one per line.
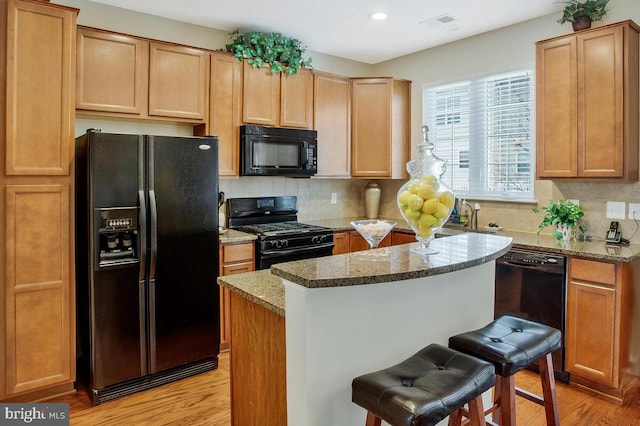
217, 233, 512, 426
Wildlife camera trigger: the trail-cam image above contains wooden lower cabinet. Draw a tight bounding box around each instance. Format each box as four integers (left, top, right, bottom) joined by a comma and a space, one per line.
565, 257, 636, 401
391, 231, 417, 245
333, 229, 410, 255
218, 241, 255, 352
229, 291, 286, 426
332, 231, 350, 255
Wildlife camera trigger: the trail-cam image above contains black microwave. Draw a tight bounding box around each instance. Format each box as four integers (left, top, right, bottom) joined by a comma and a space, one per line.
240, 125, 318, 177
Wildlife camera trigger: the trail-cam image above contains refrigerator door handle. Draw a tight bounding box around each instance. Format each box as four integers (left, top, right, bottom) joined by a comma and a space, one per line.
138, 190, 147, 281
148, 277, 157, 373
149, 189, 158, 280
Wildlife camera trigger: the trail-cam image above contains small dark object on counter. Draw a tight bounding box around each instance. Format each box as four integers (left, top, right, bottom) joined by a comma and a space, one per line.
488, 223, 500, 228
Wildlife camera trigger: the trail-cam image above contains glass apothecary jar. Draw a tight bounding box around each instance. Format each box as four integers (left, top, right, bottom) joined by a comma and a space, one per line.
396, 126, 454, 255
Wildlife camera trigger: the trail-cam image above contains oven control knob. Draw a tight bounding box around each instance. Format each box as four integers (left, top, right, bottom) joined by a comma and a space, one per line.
311, 235, 327, 244
269, 240, 288, 249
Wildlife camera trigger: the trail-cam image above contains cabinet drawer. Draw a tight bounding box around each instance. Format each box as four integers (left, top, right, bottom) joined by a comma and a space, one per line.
222, 242, 254, 263
222, 261, 254, 276
570, 258, 616, 286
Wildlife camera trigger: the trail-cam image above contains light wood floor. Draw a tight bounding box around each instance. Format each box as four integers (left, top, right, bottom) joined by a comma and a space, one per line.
57, 352, 640, 425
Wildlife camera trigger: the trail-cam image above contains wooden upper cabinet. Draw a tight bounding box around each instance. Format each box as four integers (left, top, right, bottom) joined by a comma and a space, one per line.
351, 78, 411, 178
148, 42, 209, 120
280, 67, 313, 128
76, 28, 147, 115
536, 21, 639, 180
242, 61, 313, 128
536, 36, 577, 177
5, 0, 77, 176
242, 61, 280, 126
76, 27, 209, 123
313, 72, 351, 178
209, 52, 242, 176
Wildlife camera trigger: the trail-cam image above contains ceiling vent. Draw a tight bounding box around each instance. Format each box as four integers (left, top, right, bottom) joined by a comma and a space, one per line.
421, 14, 458, 30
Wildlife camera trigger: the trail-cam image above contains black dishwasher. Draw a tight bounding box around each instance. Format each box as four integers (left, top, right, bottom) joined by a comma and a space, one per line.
495, 248, 569, 382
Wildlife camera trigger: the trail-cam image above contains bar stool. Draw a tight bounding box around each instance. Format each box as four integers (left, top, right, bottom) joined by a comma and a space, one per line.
448, 315, 561, 425
351, 343, 495, 426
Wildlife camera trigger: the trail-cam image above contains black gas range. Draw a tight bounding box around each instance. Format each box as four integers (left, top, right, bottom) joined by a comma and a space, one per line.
226, 196, 334, 270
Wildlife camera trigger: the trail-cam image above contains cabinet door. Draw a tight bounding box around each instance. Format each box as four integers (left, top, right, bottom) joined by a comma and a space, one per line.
4, 185, 73, 395
314, 72, 351, 177
566, 258, 617, 386
5, 0, 76, 176
577, 26, 624, 178
219, 242, 255, 352
242, 61, 280, 125
280, 68, 313, 128
351, 78, 392, 177
76, 28, 147, 115
210, 53, 241, 176
536, 37, 577, 178
148, 42, 209, 120
349, 230, 391, 252
391, 231, 416, 246
332, 231, 350, 255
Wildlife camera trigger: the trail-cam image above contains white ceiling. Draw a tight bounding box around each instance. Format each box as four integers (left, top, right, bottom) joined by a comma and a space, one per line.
89, 0, 565, 64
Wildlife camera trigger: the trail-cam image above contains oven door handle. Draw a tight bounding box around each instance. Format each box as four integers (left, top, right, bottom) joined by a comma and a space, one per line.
497, 258, 564, 274
261, 243, 335, 258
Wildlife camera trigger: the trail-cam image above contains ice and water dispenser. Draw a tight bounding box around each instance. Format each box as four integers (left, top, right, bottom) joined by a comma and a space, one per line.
95, 207, 138, 267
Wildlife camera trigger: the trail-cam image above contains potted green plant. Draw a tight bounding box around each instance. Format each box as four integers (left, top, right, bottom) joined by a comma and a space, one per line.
557, 0, 609, 31
225, 30, 312, 75
533, 199, 586, 241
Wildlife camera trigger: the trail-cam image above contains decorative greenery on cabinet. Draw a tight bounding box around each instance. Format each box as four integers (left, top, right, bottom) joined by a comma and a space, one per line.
558, 0, 609, 30
225, 30, 312, 75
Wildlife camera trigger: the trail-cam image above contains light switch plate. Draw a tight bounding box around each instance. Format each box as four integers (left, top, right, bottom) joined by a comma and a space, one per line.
331, 193, 337, 204
629, 203, 640, 220
606, 201, 626, 219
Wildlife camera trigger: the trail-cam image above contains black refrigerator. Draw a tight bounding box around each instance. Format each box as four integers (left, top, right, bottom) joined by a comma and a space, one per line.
75, 129, 220, 404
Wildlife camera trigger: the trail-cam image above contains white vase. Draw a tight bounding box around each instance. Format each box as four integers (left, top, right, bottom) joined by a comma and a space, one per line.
364, 181, 381, 219
556, 223, 573, 241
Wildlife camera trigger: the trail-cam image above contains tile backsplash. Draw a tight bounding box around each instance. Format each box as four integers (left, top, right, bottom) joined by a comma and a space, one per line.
220, 177, 640, 243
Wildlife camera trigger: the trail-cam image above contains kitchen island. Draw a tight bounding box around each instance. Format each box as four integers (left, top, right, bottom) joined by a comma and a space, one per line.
218, 232, 512, 425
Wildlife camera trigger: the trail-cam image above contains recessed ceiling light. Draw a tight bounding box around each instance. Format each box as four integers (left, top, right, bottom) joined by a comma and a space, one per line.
369, 12, 387, 21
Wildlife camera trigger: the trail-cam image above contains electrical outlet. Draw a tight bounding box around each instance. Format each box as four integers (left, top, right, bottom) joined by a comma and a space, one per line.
331, 193, 337, 204
567, 199, 579, 206
629, 203, 640, 220
606, 201, 626, 220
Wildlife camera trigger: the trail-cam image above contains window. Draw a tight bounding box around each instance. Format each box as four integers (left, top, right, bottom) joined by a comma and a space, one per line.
423, 70, 534, 200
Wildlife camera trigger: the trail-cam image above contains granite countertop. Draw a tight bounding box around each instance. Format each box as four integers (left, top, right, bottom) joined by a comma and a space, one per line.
219, 232, 511, 316
271, 232, 512, 289
219, 228, 257, 244
218, 218, 640, 317
305, 217, 640, 262
217, 269, 285, 317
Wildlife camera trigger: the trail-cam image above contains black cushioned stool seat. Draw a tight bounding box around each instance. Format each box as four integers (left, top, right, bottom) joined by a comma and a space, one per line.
448, 315, 561, 425
351, 343, 495, 426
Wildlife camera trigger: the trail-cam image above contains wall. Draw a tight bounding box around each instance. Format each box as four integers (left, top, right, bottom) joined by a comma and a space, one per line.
374, 0, 640, 241
63, 0, 640, 240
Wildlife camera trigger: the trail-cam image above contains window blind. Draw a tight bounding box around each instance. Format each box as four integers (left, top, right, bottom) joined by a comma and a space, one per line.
423, 70, 534, 200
